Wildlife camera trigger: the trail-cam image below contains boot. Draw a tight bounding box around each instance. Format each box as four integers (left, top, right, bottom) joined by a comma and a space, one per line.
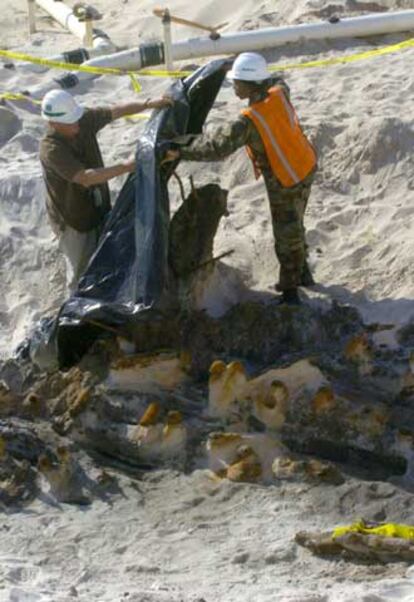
277, 288, 301, 306
275, 262, 315, 291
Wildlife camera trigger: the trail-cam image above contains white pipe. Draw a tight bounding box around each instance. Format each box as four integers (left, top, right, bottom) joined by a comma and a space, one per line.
35, 0, 93, 45
19, 0, 116, 74
16, 36, 116, 75
171, 9, 414, 59
27, 10, 414, 97
83, 9, 414, 67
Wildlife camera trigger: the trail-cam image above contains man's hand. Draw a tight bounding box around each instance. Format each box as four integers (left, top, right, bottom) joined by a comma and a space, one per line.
111, 97, 174, 120
147, 96, 174, 110
124, 159, 136, 173
73, 159, 136, 187
161, 149, 180, 165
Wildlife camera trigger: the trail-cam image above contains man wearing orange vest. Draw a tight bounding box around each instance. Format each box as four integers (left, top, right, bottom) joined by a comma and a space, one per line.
164, 52, 317, 305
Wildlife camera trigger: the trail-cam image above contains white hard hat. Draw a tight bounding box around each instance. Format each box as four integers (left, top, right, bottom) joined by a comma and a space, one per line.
41, 89, 84, 124
227, 52, 271, 82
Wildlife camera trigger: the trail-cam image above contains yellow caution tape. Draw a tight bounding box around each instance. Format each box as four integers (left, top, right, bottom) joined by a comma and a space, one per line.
0, 92, 41, 104
137, 68, 192, 77
128, 73, 142, 93
1, 35, 414, 106
333, 520, 414, 541
0, 48, 137, 77
1, 36, 414, 82
271, 36, 414, 71
0, 48, 189, 79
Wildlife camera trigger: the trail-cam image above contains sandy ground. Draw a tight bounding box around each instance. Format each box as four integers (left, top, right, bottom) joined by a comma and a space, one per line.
2, 466, 414, 602
2, 0, 414, 600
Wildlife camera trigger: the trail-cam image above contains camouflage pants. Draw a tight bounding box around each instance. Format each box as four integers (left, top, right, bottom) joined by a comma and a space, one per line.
266, 170, 315, 291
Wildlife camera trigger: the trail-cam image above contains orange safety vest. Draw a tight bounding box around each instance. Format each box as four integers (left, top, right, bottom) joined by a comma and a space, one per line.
241, 86, 317, 188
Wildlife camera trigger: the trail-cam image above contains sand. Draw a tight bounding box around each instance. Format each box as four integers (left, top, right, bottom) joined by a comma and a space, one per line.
1, 0, 414, 600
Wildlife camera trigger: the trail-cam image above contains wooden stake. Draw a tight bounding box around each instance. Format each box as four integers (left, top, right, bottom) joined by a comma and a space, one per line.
153, 7, 228, 38
27, 0, 37, 34
162, 8, 174, 71
83, 17, 94, 48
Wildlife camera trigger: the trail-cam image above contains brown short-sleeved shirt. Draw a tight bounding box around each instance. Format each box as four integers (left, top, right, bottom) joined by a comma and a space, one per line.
40, 107, 113, 232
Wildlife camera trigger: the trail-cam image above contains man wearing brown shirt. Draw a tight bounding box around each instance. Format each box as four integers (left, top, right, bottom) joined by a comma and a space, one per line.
39, 88, 171, 293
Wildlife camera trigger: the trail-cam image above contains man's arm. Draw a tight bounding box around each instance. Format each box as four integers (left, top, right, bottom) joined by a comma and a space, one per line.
111, 97, 173, 121
178, 117, 251, 162
72, 160, 135, 187
40, 137, 136, 187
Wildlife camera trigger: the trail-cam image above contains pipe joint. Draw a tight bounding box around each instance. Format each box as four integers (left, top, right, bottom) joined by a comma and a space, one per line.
62, 48, 89, 64
139, 42, 165, 68
56, 73, 79, 89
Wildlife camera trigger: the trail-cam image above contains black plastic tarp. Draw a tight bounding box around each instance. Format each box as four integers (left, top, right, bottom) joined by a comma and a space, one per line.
55, 59, 228, 366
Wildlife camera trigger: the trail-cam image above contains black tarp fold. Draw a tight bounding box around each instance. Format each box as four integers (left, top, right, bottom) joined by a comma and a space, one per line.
54, 59, 228, 366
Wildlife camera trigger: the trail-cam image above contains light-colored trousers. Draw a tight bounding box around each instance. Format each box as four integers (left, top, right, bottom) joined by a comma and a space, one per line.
58, 225, 100, 294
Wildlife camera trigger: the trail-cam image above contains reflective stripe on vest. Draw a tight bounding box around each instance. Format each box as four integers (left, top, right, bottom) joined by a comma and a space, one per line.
242, 86, 317, 188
